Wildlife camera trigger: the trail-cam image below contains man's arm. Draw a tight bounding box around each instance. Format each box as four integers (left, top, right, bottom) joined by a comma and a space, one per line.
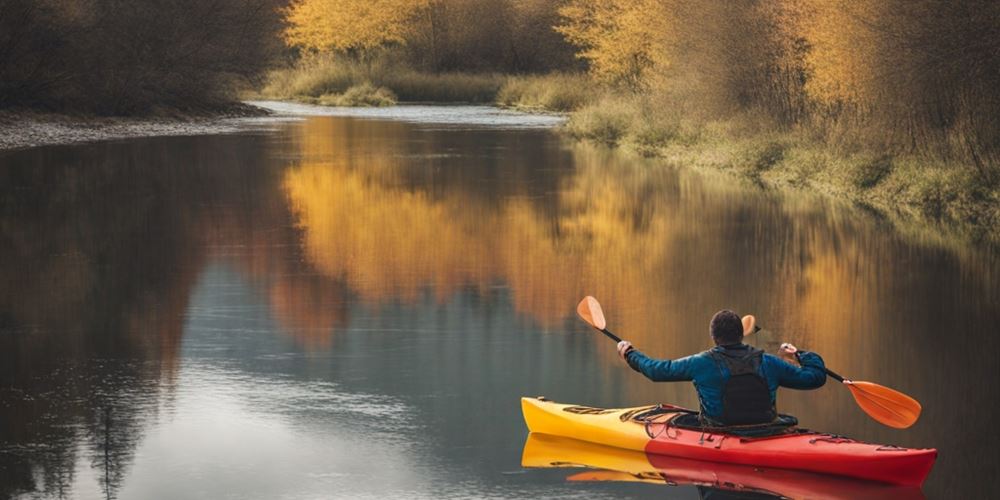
624, 349, 698, 382
771, 351, 827, 389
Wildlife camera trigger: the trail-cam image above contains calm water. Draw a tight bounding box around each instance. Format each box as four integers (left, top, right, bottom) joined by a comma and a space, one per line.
1, 106, 998, 499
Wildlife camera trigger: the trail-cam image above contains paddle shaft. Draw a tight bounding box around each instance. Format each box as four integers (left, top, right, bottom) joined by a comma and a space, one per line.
598, 328, 622, 343
792, 352, 845, 382
824, 368, 847, 382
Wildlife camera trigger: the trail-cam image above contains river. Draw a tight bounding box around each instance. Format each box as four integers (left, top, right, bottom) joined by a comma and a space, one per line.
1, 104, 997, 499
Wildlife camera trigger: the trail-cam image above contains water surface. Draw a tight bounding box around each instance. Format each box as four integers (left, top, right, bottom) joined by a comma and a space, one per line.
1, 106, 998, 499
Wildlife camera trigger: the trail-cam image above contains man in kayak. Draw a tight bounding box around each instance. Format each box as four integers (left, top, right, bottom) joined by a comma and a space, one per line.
615, 310, 826, 426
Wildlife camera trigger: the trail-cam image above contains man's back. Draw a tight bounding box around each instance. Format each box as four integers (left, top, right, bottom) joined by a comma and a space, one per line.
624, 343, 827, 424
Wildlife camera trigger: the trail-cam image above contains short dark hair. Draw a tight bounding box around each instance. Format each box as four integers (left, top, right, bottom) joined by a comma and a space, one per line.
710, 310, 743, 345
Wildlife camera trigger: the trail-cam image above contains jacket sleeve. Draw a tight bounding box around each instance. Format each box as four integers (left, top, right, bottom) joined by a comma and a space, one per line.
624, 349, 697, 382
771, 351, 827, 389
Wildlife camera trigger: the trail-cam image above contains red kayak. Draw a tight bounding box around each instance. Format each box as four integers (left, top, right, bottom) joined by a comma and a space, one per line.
522, 397, 937, 486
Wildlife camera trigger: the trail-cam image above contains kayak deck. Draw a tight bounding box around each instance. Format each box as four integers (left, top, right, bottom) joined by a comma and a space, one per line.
521, 397, 936, 486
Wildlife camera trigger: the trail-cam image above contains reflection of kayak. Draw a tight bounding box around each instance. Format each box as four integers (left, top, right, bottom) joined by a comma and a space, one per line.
522, 433, 926, 500
521, 397, 936, 486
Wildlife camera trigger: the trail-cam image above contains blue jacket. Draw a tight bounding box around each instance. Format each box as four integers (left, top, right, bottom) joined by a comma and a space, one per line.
625, 344, 827, 420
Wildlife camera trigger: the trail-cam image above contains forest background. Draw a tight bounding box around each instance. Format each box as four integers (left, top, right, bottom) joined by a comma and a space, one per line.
2, 0, 998, 240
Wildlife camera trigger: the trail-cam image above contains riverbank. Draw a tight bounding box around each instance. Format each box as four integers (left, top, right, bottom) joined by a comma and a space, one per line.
4, 91, 996, 246
253, 59, 592, 112
559, 96, 1000, 246
0, 104, 270, 151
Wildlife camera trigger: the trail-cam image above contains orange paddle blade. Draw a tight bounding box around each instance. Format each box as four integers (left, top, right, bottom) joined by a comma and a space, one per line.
741, 315, 756, 335
576, 296, 606, 330
844, 381, 922, 429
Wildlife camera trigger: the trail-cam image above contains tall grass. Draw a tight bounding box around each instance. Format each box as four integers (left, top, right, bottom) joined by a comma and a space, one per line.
257, 56, 506, 103
315, 84, 397, 107
495, 74, 596, 112
380, 71, 502, 102
257, 57, 603, 110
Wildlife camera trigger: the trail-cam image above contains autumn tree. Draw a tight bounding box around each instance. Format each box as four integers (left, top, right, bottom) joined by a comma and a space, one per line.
283, 0, 429, 60
556, 0, 670, 90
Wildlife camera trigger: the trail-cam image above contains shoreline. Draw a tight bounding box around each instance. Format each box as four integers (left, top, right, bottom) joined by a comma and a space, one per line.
0, 103, 273, 152
2, 98, 995, 247
594, 135, 1000, 248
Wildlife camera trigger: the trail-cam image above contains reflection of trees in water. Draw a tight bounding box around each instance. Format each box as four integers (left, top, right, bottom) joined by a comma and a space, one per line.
0, 136, 276, 498
89, 390, 150, 500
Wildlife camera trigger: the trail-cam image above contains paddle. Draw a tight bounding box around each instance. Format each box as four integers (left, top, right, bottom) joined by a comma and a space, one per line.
575, 296, 621, 343
576, 296, 757, 344
743, 324, 922, 429
576, 296, 922, 429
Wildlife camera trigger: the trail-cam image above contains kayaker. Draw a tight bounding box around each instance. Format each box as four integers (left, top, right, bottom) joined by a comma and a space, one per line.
615, 310, 826, 426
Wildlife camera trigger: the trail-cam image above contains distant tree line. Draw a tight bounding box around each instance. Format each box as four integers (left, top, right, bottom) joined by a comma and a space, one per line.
0, 0, 285, 114
282, 0, 578, 73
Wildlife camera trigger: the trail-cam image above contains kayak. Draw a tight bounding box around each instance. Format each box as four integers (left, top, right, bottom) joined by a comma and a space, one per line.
522, 433, 926, 499
521, 397, 936, 486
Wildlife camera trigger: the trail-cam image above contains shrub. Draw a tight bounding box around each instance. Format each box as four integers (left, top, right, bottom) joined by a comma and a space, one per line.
317, 84, 397, 107
735, 140, 786, 175
850, 155, 894, 189
564, 100, 636, 146
258, 57, 504, 103
496, 74, 597, 112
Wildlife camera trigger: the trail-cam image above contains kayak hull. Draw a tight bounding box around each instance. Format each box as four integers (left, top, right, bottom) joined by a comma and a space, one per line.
521, 397, 936, 486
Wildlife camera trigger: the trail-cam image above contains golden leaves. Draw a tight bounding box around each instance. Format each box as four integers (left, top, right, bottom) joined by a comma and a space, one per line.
556, 0, 671, 90
283, 0, 431, 53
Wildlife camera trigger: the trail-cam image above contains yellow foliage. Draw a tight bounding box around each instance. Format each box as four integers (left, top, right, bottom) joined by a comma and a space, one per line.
284, 0, 430, 53
793, 0, 885, 106
556, 0, 670, 90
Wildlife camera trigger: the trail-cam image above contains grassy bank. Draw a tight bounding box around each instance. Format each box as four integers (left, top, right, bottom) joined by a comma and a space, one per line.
253, 57, 592, 112
563, 95, 1000, 244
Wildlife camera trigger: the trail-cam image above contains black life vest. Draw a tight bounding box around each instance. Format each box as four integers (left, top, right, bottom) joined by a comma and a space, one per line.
709, 346, 776, 426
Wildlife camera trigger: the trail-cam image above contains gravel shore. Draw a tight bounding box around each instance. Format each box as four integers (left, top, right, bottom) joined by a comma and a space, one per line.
0, 104, 277, 151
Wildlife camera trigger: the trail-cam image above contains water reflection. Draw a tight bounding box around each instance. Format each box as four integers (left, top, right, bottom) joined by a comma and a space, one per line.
522, 433, 925, 499
1, 111, 998, 498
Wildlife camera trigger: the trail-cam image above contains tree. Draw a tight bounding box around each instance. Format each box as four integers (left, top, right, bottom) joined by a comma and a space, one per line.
283, 0, 429, 58
556, 0, 670, 90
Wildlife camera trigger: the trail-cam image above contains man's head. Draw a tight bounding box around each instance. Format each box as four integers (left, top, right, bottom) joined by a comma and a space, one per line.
710, 309, 743, 346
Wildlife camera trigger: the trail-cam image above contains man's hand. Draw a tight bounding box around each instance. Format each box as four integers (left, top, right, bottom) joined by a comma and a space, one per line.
617, 340, 634, 360
779, 343, 799, 363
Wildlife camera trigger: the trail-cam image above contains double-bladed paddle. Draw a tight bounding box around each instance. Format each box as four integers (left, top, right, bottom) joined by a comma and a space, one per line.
575, 295, 922, 429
